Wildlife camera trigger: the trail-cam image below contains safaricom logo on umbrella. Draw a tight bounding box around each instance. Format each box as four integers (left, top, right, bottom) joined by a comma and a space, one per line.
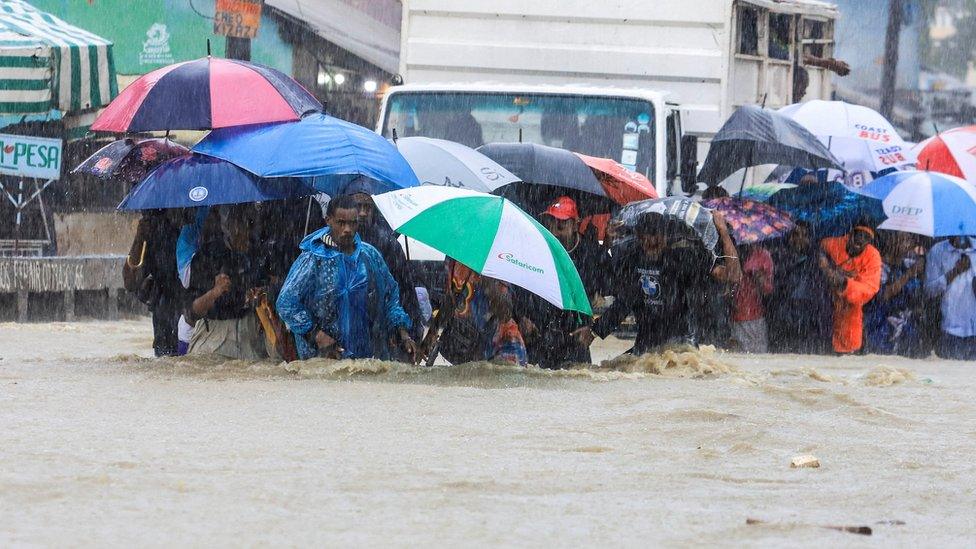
497, 252, 545, 274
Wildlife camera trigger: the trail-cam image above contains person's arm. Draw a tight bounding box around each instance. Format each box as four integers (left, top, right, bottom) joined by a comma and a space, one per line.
881, 259, 924, 302
190, 272, 232, 320
276, 253, 318, 335
840, 251, 882, 306
803, 53, 850, 76
709, 212, 741, 284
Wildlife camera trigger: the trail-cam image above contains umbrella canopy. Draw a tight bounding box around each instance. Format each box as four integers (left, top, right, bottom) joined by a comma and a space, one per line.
702, 197, 794, 244
779, 100, 913, 173
193, 113, 419, 196
574, 152, 658, 203
396, 136, 519, 192
767, 182, 885, 238
91, 57, 321, 132
118, 155, 315, 211
372, 186, 591, 315
612, 196, 719, 255
913, 126, 976, 181
0, 0, 117, 115
856, 171, 976, 237
698, 105, 842, 185
478, 142, 625, 215
73, 138, 189, 183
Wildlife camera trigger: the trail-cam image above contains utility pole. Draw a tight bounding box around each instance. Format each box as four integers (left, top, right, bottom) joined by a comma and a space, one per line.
226, 36, 250, 61
880, 0, 904, 120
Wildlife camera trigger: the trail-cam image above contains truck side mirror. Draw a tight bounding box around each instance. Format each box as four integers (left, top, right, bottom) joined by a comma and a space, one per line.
680, 135, 698, 194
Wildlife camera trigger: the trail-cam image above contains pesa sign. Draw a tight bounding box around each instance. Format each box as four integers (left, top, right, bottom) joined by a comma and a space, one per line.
0, 133, 62, 180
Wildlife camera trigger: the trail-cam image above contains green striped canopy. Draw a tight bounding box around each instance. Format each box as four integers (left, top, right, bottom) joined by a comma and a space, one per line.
0, 0, 117, 115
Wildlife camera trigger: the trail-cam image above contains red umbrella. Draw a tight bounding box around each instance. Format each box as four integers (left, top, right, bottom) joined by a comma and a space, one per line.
913, 125, 976, 181
573, 152, 658, 204
92, 57, 321, 132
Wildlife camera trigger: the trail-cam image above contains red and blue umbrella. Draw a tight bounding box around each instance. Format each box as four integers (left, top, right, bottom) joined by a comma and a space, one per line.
118, 155, 315, 211
92, 57, 321, 132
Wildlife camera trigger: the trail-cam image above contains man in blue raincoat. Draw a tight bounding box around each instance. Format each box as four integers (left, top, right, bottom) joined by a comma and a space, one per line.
276, 195, 419, 362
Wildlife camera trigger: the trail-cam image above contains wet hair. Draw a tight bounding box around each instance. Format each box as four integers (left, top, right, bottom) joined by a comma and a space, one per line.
701, 186, 729, 200
326, 194, 358, 217
636, 213, 677, 237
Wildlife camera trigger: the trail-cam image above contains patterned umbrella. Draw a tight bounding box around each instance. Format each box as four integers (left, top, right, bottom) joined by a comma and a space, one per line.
73, 138, 189, 183
702, 197, 794, 244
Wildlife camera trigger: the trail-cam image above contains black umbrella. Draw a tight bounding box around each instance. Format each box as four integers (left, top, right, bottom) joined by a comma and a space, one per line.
698, 105, 843, 186
476, 142, 613, 215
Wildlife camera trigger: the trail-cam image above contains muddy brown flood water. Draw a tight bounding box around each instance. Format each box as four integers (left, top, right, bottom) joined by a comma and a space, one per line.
1, 320, 974, 546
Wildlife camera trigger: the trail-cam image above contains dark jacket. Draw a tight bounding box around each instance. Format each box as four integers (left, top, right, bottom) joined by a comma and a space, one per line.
359, 221, 423, 334
594, 243, 713, 354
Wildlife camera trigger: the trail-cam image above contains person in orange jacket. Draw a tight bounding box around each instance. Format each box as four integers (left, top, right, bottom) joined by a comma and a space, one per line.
818, 226, 882, 354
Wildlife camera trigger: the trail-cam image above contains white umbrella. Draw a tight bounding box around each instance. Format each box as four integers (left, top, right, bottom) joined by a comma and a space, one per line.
779, 100, 913, 173
396, 136, 520, 192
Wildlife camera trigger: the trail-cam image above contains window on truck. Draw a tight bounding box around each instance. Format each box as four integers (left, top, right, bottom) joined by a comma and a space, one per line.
382, 91, 656, 181
666, 111, 678, 181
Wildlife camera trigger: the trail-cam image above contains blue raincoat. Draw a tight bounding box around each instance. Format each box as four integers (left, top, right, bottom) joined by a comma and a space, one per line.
276, 227, 411, 360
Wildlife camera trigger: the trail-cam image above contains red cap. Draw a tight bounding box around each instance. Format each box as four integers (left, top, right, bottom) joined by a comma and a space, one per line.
542, 196, 579, 220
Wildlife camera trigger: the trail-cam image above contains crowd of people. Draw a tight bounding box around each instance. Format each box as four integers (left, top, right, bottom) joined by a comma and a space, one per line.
123, 188, 976, 367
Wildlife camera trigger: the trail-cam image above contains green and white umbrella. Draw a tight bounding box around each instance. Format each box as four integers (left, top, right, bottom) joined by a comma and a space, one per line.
373, 186, 592, 315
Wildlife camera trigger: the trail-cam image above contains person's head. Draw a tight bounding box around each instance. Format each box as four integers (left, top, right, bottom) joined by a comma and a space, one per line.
350, 192, 375, 225
326, 194, 360, 250
635, 213, 674, 257
846, 225, 876, 257
788, 220, 812, 251
540, 196, 580, 249
949, 236, 973, 250
799, 173, 819, 186
701, 185, 729, 200
217, 205, 253, 252
793, 66, 810, 102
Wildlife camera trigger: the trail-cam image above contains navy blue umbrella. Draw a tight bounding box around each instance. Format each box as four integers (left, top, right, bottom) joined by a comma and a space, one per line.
118, 155, 315, 211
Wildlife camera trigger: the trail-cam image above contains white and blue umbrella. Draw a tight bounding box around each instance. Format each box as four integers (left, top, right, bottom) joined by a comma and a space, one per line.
857, 171, 976, 236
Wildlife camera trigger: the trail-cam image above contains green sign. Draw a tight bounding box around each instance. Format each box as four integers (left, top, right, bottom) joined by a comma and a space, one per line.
0, 133, 63, 180
29, 0, 292, 75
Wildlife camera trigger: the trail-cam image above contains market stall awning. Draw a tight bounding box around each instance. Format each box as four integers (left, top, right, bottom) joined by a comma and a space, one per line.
0, 0, 118, 115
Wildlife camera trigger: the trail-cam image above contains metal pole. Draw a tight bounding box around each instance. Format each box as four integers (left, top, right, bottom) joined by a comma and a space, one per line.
880, 0, 903, 120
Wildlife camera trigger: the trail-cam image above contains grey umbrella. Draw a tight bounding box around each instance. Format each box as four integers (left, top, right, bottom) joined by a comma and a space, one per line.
698, 104, 843, 186
396, 136, 520, 192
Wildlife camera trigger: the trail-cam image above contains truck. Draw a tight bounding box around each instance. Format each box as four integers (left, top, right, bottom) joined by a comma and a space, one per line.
378, 0, 841, 197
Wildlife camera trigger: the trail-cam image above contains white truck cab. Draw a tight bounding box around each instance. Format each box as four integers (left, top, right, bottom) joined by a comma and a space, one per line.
377, 83, 698, 198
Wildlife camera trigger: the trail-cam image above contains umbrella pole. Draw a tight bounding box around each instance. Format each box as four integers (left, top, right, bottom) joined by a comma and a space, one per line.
303, 195, 313, 236
404, 234, 411, 261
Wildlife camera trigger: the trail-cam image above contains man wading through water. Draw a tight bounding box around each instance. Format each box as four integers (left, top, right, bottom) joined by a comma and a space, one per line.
519, 196, 610, 368
276, 195, 419, 362
574, 211, 741, 355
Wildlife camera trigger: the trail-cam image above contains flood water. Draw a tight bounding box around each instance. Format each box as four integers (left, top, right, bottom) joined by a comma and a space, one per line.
2, 320, 974, 546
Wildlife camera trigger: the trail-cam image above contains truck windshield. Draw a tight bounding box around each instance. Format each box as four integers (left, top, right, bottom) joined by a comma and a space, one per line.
382, 91, 656, 180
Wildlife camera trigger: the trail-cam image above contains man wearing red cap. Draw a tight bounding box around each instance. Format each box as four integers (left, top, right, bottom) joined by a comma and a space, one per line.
518, 196, 610, 368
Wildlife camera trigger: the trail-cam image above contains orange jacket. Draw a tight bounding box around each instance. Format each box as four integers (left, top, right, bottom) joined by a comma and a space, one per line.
821, 236, 882, 353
